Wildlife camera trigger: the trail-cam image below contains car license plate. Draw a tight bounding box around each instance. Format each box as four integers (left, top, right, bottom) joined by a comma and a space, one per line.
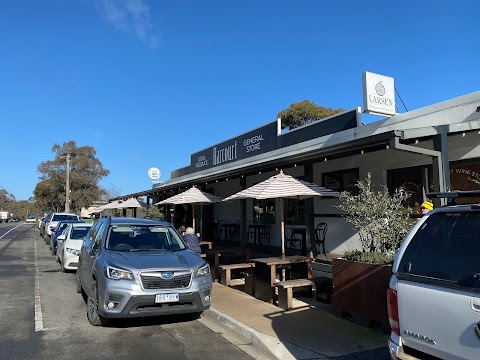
155, 293, 179, 303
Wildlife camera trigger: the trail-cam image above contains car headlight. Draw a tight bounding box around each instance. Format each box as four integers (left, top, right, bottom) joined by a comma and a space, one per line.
196, 262, 210, 277
105, 265, 134, 281
66, 248, 80, 256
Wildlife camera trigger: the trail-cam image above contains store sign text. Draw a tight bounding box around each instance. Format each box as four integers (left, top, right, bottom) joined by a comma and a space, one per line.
213, 142, 238, 166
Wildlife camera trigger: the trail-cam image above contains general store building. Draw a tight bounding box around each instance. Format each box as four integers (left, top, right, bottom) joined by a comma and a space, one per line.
114, 90, 480, 257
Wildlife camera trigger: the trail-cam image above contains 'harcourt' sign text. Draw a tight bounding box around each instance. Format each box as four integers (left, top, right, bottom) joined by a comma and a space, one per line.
213, 142, 237, 166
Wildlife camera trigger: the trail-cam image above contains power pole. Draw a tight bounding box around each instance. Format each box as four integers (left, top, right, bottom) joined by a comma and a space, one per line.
65, 154, 71, 213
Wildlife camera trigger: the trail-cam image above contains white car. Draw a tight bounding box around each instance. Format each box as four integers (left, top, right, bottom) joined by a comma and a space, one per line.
44, 212, 79, 243
57, 223, 93, 272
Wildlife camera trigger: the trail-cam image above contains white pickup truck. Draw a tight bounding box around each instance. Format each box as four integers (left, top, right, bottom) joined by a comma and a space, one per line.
388, 191, 480, 360
0, 211, 9, 223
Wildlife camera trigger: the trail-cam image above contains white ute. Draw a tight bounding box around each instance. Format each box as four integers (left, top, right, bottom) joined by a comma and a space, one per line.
388, 191, 480, 360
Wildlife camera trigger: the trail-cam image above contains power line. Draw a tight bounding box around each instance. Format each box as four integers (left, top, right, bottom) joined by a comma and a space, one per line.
395, 87, 409, 112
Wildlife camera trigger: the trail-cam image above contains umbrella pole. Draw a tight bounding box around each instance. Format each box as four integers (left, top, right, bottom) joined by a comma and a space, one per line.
192, 205, 195, 232
280, 197, 286, 281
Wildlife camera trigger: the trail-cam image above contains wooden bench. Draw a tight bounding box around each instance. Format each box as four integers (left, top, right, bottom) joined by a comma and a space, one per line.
206, 248, 251, 282
219, 263, 255, 287
276, 279, 314, 310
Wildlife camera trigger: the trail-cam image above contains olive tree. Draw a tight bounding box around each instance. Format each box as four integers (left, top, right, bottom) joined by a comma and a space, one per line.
335, 173, 414, 260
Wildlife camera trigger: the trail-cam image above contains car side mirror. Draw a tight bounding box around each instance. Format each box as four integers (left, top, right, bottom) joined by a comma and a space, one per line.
58, 235, 66, 241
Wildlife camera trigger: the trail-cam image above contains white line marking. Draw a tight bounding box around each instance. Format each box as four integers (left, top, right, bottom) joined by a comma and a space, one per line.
34, 235, 45, 332
0, 224, 23, 239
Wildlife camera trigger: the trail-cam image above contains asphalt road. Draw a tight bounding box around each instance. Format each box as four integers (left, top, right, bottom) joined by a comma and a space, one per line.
0, 224, 269, 360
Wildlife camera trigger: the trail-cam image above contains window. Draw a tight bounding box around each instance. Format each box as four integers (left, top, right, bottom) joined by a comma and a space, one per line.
387, 166, 429, 209
398, 212, 480, 292
94, 221, 107, 246
322, 168, 359, 194
284, 199, 305, 224
252, 199, 275, 224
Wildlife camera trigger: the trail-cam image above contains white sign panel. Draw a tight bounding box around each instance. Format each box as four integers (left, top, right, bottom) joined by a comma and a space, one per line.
148, 167, 161, 180
362, 72, 396, 116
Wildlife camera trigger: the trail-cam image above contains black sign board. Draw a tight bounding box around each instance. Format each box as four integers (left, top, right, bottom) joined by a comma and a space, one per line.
169, 109, 359, 179
190, 121, 278, 172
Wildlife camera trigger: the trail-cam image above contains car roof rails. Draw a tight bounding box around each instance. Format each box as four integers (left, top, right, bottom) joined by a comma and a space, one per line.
426, 190, 480, 199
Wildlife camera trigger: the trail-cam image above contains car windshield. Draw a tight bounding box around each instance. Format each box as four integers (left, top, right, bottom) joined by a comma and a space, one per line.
52, 214, 78, 221
70, 227, 91, 240
106, 225, 186, 252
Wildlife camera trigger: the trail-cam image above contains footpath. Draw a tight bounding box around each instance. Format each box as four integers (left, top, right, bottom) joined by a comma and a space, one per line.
204, 282, 390, 360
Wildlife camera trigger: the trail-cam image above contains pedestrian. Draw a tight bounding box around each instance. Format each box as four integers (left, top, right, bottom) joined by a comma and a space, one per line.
182, 227, 201, 253
178, 225, 187, 237
420, 201, 433, 215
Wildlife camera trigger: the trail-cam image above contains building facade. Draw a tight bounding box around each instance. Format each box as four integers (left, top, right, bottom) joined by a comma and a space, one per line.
114, 91, 480, 256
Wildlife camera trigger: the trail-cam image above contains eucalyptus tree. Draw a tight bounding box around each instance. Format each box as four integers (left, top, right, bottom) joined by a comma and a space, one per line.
277, 100, 344, 129
34, 141, 110, 213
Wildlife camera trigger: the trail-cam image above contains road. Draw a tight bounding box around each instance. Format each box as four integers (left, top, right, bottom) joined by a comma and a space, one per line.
0, 224, 270, 360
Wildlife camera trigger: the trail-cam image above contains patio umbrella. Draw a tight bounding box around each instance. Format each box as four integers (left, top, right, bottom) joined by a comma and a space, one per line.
97, 200, 121, 210
155, 186, 223, 231
223, 170, 340, 257
116, 197, 147, 209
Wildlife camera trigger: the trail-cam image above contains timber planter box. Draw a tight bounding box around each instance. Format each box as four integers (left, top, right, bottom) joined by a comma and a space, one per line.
332, 258, 392, 333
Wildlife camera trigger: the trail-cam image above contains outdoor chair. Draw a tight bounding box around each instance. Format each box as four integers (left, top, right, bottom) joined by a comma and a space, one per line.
284, 224, 303, 255
315, 222, 328, 258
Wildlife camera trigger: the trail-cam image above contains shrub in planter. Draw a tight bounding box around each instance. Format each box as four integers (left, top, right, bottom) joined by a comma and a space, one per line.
332, 173, 414, 332
334, 172, 413, 256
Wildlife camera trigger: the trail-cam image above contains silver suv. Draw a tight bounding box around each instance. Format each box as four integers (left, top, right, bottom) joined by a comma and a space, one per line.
388, 191, 480, 359
76, 217, 212, 326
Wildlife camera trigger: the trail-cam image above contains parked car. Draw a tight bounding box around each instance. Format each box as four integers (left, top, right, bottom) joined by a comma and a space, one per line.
39, 214, 52, 238
26, 216, 36, 223
388, 191, 480, 360
76, 217, 212, 326
44, 212, 79, 244
57, 222, 93, 272
50, 220, 86, 255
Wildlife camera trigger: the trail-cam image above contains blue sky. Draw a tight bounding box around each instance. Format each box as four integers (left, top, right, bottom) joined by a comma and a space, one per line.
0, 0, 478, 201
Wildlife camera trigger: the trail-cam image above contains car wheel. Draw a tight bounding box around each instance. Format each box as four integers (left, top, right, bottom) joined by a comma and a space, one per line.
60, 257, 66, 273
76, 270, 83, 294
87, 279, 109, 326
190, 311, 203, 320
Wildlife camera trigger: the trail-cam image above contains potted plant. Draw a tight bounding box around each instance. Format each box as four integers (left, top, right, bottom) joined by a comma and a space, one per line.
332, 173, 413, 332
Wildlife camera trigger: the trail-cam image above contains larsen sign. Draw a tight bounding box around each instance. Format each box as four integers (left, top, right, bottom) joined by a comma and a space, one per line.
362, 72, 396, 116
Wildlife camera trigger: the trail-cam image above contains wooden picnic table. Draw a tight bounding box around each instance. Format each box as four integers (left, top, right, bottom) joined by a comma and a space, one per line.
199, 241, 212, 250
251, 255, 312, 303
206, 247, 251, 281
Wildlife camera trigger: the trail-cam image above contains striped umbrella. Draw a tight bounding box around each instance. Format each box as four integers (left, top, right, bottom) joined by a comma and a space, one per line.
116, 197, 147, 209
223, 170, 340, 257
155, 186, 223, 231
97, 200, 121, 210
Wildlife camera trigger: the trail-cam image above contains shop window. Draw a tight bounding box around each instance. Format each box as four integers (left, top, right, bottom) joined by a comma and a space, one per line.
387, 166, 428, 210
449, 159, 480, 204
253, 199, 276, 224
284, 198, 305, 224
322, 168, 359, 194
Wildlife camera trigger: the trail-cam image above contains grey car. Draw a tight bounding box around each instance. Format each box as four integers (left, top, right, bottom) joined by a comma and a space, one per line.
76, 217, 212, 326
